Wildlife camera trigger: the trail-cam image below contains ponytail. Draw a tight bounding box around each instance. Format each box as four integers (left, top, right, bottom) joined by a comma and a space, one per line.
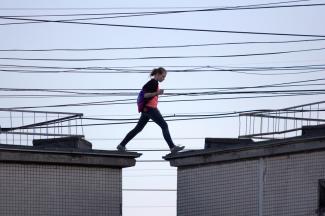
150, 67, 166, 77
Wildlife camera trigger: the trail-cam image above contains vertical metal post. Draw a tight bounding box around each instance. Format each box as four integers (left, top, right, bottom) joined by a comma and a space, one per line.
317, 103, 320, 125
237, 114, 241, 137
273, 111, 278, 138
80, 117, 84, 136
284, 111, 288, 139
294, 110, 297, 136
272, 114, 276, 139
267, 116, 270, 138
253, 115, 256, 135
46, 113, 48, 139
61, 116, 63, 134
5, 130, 8, 145
277, 111, 281, 138
21, 112, 23, 145
33, 112, 36, 141
260, 116, 263, 140
10, 111, 14, 144
56, 114, 60, 138
245, 115, 248, 136
300, 107, 304, 131
68, 120, 71, 135
75, 119, 78, 135
309, 105, 312, 126
249, 115, 252, 135
5, 114, 8, 143
39, 113, 42, 140
279, 111, 281, 134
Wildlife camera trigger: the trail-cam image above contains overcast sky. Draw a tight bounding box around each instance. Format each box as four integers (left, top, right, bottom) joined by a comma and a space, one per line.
1, 0, 325, 215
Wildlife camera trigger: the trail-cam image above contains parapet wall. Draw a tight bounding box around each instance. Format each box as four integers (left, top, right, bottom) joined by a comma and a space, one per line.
0, 137, 141, 216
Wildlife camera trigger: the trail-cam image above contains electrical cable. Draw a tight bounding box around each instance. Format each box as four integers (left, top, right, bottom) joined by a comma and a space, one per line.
0, 38, 324, 52
7, 91, 325, 110
0, 47, 325, 62
1, 63, 325, 74
1, 0, 322, 22
0, 0, 315, 11
1, 15, 325, 38
1, 86, 325, 98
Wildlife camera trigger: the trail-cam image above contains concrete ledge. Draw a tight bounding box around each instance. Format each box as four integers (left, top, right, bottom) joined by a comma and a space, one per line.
164, 135, 325, 167
302, 124, 325, 137
205, 138, 254, 149
0, 144, 141, 168
33, 136, 92, 150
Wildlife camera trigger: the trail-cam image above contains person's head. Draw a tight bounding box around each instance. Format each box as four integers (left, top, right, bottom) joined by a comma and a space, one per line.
150, 67, 167, 82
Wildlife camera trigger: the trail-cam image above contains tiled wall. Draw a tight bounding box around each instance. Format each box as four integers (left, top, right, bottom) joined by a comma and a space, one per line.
263, 152, 325, 216
178, 160, 259, 216
0, 163, 121, 216
177, 151, 325, 216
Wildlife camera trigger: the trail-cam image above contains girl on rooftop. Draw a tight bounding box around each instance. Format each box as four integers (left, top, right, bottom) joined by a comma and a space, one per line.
117, 67, 185, 154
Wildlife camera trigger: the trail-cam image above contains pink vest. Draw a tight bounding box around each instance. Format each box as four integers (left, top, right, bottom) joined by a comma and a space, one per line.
146, 86, 159, 108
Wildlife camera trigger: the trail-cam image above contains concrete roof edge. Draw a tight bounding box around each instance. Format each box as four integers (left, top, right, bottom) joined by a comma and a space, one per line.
0, 144, 142, 168
163, 135, 325, 167
0, 144, 141, 158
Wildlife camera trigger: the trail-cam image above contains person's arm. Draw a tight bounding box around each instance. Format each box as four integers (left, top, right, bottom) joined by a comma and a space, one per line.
144, 89, 164, 98
143, 79, 162, 98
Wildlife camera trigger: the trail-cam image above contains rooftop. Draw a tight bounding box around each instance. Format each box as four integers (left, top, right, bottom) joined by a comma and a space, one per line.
0, 136, 141, 168
164, 124, 325, 167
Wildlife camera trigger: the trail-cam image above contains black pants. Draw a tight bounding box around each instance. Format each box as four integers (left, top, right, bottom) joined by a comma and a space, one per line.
119, 108, 175, 149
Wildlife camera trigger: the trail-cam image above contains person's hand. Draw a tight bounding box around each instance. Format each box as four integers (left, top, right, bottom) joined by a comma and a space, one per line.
158, 89, 164, 95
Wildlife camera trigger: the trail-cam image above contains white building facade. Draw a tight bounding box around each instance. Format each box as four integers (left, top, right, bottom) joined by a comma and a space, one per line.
165, 127, 325, 216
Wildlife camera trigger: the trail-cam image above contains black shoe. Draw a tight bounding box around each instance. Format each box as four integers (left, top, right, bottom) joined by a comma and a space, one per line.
117, 144, 127, 151
171, 145, 185, 153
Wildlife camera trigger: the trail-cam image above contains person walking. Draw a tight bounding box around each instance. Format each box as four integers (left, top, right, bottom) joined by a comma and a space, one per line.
117, 67, 185, 153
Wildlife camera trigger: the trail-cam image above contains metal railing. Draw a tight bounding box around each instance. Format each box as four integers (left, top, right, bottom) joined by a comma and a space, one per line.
239, 101, 325, 141
0, 108, 84, 146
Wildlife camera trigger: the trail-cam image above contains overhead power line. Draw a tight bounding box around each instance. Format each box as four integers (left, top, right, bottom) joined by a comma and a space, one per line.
44, 3, 325, 21
3, 1, 324, 28
1, 3, 325, 23
0, 0, 315, 11
1, 63, 325, 74
0, 38, 324, 52
1, 16, 325, 38
1, 88, 325, 98
9, 91, 325, 111
0, 0, 323, 21
1, 76, 325, 93
1, 68, 325, 75
0, 47, 325, 62
1, 1, 322, 29
2, 76, 325, 98
51, 64, 311, 76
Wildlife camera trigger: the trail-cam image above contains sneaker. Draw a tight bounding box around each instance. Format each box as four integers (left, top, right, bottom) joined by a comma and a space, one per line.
171, 145, 185, 153
117, 144, 127, 152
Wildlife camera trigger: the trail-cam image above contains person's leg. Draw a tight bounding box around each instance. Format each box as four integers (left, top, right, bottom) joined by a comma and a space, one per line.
147, 108, 175, 149
119, 113, 150, 147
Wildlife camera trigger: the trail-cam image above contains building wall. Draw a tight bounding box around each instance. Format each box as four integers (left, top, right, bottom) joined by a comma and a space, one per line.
177, 151, 325, 216
178, 160, 259, 216
0, 163, 121, 216
263, 151, 325, 216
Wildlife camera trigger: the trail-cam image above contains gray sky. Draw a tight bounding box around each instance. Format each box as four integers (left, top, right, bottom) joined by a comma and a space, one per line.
1, 0, 325, 215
